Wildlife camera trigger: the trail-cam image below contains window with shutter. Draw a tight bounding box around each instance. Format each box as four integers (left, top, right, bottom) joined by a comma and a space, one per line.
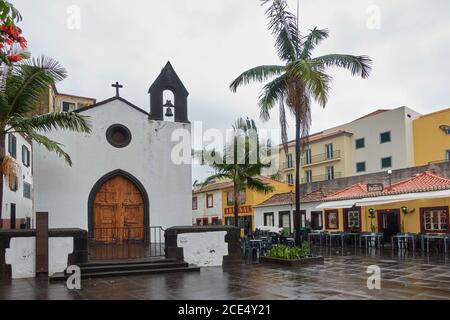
8, 134, 17, 158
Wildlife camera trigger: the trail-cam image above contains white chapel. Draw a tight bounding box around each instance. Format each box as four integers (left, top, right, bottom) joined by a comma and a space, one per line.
33, 62, 192, 240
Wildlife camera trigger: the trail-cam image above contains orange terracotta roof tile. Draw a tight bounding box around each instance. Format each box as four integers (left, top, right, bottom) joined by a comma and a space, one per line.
323, 171, 450, 201
254, 189, 334, 207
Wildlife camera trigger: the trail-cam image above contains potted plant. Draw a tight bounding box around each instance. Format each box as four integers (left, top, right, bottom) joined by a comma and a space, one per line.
260, 242, 324, 266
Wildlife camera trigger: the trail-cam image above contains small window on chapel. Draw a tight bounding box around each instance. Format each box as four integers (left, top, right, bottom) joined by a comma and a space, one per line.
106, 124, 132, 148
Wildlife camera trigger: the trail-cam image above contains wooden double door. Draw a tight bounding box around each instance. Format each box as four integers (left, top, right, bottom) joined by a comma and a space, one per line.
93, 176, 144, 242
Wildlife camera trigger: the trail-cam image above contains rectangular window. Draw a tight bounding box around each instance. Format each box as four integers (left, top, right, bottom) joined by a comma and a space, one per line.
62, 101, 76, 112
278, 211, 291, 233
202, 217, 209, 226
305, 170, 312, 183
356, 161, 366, 173
206, 194, 214, 208
381, 156, 392, 169
22, 145, 30, 167
192, 197, 198, 210
8, 134, 17, 158
9, 176, 18, 192
326, 166, 335, 180
225, 217, 233, 226
226, 191, 234, 206
355, 138, 365, 149
345, 209, 361, 230
264, 212, 274, 226
239, 190, 246, 204
421, 207, 448, 232
446, 150, 450, 161
325, 144, 334, 159
380, 131, 391, 144
23, 182, 32, 200
311, 211, 323, 230
287, 174, 294, 185
286, 153, 293, 168
211, 217, 220, 225
325, 210, 339, 229
304, 149, 312, 164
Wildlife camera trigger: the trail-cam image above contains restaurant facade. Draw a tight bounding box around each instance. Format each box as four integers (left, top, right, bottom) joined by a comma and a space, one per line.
317, 171, 450, 241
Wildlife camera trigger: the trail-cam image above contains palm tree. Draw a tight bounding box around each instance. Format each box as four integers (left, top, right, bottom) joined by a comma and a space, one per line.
230, 0, 372, 242
202, 117, 274, 227
0, 56, 92, 216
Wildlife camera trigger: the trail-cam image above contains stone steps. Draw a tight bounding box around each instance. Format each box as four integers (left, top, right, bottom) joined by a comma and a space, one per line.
49, 258, 200, 281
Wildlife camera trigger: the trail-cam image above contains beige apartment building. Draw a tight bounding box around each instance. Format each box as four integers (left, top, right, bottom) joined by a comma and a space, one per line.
275, 106, 422, 185
34, 84, 96, 115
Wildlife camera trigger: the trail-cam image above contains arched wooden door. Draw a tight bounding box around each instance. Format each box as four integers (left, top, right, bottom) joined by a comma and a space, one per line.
93, 176, 144, 242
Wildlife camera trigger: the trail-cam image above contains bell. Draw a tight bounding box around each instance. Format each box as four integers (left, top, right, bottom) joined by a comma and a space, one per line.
163, 100, 174, 117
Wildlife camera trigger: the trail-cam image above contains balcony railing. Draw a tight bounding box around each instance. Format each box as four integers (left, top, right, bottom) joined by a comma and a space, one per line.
301, 172, 342, 184
301, 150, 341, 166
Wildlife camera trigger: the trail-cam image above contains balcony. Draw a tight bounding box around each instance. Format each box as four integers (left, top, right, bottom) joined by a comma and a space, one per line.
301, 150, 341, 166
301, 172, 342, 184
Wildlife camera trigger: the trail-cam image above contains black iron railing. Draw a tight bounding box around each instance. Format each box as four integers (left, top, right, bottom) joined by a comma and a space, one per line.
301, 150, 341, 165
89, 226, 165, 260
301, 172, 342, 184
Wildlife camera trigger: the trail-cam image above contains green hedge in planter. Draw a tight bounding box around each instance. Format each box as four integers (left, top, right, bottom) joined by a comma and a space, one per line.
266, 243, 310, 260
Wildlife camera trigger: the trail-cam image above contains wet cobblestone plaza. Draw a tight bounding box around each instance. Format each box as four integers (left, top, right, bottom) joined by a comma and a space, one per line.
1, 248, 450, 300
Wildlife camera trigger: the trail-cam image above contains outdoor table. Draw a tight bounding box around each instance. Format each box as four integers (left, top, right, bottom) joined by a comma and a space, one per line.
359, 233, 383, 248
308, 233, 323, 246
326, 233, 344, 247
421, 234, 448, 253
344, 233, 360, 246
392, 234, 416, 251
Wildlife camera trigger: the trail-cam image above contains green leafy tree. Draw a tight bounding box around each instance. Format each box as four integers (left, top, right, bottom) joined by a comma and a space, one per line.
0, 56, 92, 214
230, 0, 372, 240
201, 118, 274, 227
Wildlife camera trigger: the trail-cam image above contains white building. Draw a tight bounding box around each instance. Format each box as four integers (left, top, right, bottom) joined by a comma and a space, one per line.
33, 62, 192, 239
333, 106, 421, 175
253, 190, 328, 233
192, 180, 230, 226
1, 132, 33, 229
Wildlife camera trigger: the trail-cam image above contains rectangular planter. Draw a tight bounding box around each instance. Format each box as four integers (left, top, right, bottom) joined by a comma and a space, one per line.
260, 256, 324, 266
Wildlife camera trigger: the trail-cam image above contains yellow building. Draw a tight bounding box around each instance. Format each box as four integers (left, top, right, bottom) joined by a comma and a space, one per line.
278, 130, 354, 184
33, 84, 96, 115
221, 176, 293, 235
318, 171, 450, 241
413, 107, 450, 165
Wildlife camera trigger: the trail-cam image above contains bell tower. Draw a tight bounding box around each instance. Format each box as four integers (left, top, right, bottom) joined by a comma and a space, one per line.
148, 61, 189, 123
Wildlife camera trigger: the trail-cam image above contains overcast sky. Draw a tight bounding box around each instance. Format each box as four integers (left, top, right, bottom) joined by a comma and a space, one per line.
14, 0, 450, 182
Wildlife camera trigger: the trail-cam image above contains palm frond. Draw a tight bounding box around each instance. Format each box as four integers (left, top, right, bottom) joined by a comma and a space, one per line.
27, 130, 72, 166
202, 173, 231, 187
300, 27, 329, 59
6, 55, 67, 116
261, 0, 300, 61
286, 59, 331, 107
229, 65, 285, 92
312, 54, 373, 79
246, 176, 274, 194
258, 74, 287, 121
9, 112, 92, 134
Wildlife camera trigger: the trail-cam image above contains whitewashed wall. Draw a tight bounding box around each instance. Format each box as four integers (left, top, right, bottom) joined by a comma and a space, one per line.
334, 106, 421, 175
4, 236, 74, 279
253, 201, 324, 232
5, 237, 35, 279
33, 99, 192, 231
177, 231, 228, 267
192, 189, 223, 224
2, 133, 33, 226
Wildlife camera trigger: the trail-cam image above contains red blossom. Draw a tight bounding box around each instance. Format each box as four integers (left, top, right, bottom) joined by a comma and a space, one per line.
7, 54, 23, 62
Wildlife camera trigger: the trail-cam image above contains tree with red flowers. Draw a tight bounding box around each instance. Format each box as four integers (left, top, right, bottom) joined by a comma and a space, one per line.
0, 0, 28, 65
0, 1, 92, 225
